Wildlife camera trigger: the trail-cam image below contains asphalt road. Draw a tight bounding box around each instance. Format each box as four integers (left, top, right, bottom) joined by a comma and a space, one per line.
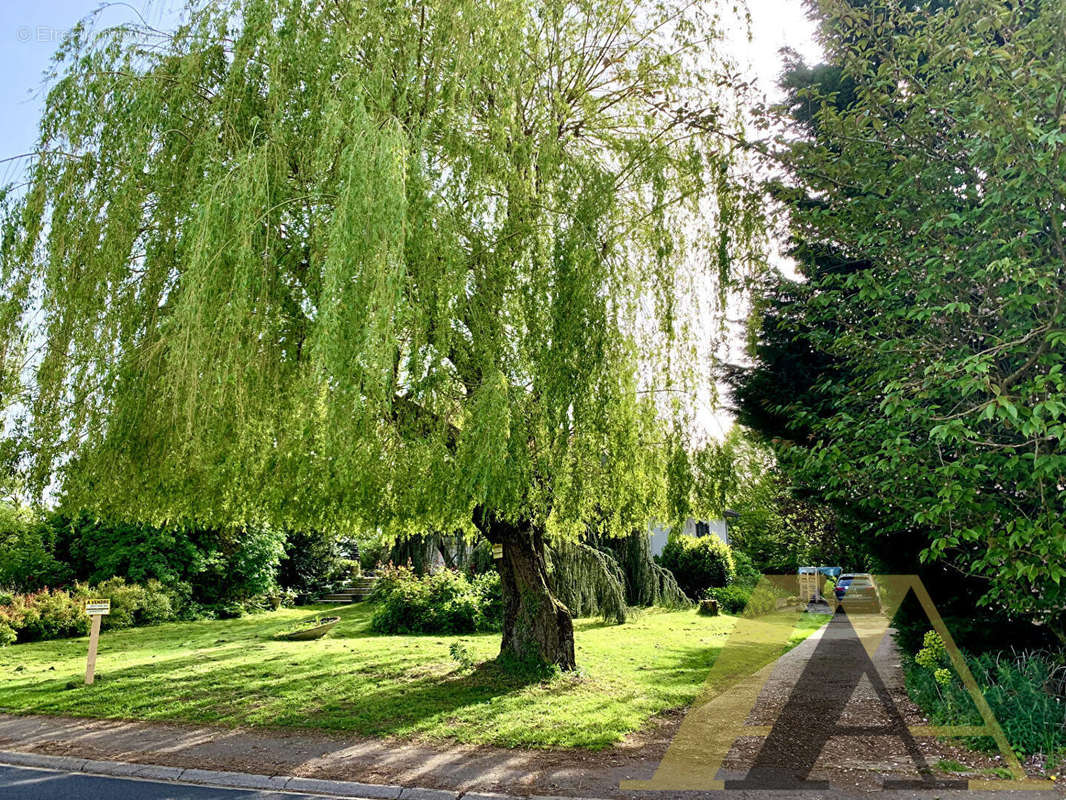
0, 765, 330, 800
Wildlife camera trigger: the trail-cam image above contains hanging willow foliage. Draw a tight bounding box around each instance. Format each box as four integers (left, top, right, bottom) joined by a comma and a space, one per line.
547, 539, 629, 624
547, 528, 691, 621
605, 530, 691, 608
388, 534, 441, 575
0, 0, 764, 551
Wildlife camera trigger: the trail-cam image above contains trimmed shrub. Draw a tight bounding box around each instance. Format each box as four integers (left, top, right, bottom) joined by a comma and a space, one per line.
659, 535, 736, 599
371, 567, 502, 635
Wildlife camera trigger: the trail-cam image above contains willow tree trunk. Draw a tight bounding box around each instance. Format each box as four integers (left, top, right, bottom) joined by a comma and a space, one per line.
483, 517, 575, 670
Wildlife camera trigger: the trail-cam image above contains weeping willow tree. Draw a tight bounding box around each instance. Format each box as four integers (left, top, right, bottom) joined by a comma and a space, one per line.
0, 0, 764, 668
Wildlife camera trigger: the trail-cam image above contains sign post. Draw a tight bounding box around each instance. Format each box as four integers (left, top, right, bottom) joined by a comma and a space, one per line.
84, 599, 110, 685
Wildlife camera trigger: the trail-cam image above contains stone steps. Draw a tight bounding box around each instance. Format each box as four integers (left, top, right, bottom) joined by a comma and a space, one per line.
318, 576, 378, 604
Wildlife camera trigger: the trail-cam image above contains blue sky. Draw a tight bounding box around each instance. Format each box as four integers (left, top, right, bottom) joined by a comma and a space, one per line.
1, 0, 820, 186
0, 1, 184, 185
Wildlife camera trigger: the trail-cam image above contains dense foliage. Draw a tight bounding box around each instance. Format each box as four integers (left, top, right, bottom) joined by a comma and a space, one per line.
703, 585, 750, 615
0, 503, 335, 617
658, 534, 735, 599
277, 528, 352, 599
715, 429, 866, 573
906, 630, 1066, 765
370, 565, 502, 635
599, 529, 691, 608
733, 0, 1066, 641
0, 579, 184, 646
0, 504, 70, 589
547, 539, 629, 624
0, 588, 87, 644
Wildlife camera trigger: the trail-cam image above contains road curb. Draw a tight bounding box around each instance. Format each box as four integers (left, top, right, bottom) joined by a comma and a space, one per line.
0, 750, 614, 800
0, 749, 446, 798
0, 749, 615, 800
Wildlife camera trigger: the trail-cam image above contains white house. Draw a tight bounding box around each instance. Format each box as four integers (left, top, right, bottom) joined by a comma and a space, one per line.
648, 517, 729, 558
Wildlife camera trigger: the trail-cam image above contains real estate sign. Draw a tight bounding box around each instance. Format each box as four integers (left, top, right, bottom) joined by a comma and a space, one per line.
84, 598, 110, 685
85, 599, 111, 615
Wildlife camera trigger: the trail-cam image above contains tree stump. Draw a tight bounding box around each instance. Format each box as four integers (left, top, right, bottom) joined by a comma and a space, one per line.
698, 598, 719, 616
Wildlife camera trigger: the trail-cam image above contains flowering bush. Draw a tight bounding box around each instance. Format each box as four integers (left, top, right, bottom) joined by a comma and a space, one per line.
0, 588, 88, 642
0, 579, 180, 645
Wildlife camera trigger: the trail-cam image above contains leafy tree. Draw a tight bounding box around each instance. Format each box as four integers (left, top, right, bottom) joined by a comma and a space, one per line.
678, 427, 866, 574
277, 528, 346, 597
738, 0, 1066, 641
0, 0, 760, 667
46, 513, 286, 606
0, 503, 70, 590
722, 431, 862, 573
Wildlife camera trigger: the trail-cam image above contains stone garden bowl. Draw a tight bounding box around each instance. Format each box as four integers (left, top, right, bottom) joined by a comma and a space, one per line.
275, 616, 341, 641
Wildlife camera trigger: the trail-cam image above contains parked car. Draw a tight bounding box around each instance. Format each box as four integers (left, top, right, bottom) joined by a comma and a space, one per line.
835, 573, 880, 612
833, 575, 853, 602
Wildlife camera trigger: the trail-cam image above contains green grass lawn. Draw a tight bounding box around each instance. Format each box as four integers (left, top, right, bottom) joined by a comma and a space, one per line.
0, 604, 824, 749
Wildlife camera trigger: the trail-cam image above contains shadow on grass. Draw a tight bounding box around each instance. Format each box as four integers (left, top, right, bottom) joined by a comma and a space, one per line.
0, 605, 754, 747
1, 631, 560, 738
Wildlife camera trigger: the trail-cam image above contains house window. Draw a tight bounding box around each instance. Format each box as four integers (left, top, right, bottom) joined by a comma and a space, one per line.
695, 521, 710, 537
